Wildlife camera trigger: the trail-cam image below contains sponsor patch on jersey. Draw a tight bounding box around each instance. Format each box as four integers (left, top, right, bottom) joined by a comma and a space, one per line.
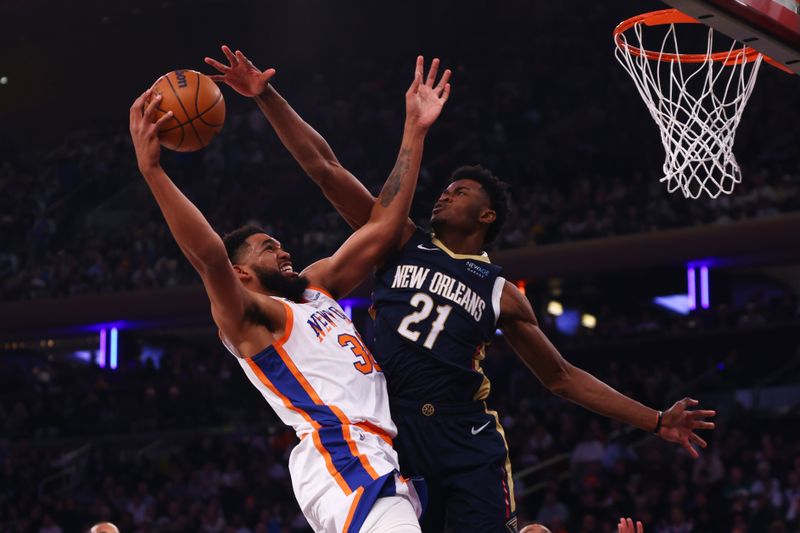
505, 516, 518, 533
305, 290, 322, 301
466, 261, 490, 279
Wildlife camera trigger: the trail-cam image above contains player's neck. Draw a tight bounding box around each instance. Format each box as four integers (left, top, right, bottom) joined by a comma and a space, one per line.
250, 285, 280, 298
432, 228, 485, 256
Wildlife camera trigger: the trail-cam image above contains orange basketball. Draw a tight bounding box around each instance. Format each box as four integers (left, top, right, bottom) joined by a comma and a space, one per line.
148, 70, 225, 152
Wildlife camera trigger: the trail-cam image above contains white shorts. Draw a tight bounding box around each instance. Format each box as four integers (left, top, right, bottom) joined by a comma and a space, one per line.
289, 424, 423, 533
361, 496, 421, 533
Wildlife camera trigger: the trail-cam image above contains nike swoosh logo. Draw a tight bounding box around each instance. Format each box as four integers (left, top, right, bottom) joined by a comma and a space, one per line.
417, 244, 440, 252
471, 421, 492, 435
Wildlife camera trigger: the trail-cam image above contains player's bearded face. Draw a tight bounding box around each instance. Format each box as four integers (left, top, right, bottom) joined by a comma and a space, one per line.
251, 265, 309, 302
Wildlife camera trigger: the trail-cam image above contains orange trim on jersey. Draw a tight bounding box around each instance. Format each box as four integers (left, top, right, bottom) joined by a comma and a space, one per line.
342, 486, 365, 533
310, 430, 352, 495
355, 421, 394, 447
330, 406, 380, 481
273, 335, 383, 484
245, 358, 352, 495
273, 301, 294, 349
309, 285, 335, 299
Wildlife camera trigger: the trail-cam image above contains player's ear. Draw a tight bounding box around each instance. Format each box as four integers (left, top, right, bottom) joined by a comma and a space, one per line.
232, 264, 250, 281
479, 208, 497, 225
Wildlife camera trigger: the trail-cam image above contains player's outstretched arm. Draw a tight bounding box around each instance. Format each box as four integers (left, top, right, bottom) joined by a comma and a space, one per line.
129, 89, 280, 343
497, 281, 716, 459
205, 45, 378, 231
303, 56, 451, 299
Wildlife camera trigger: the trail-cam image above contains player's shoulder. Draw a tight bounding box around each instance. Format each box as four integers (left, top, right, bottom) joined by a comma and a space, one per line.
498, 279, 536, 323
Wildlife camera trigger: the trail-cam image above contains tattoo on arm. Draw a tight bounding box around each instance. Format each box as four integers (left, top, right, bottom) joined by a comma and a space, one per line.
378, 148, 411, 207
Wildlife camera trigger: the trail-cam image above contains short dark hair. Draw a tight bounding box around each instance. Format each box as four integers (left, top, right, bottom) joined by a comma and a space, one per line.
450, 165, 510, 245
222, 225, 266, 264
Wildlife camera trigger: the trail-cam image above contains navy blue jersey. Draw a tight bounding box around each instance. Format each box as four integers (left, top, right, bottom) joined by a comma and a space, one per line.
371, 228, 506, 403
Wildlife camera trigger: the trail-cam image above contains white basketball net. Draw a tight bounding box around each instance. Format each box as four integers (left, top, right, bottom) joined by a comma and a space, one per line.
615, 22, 763, 199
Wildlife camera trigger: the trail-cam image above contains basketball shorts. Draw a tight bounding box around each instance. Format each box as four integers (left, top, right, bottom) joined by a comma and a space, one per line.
389, 399, 518, 533
289, 423, 424, 533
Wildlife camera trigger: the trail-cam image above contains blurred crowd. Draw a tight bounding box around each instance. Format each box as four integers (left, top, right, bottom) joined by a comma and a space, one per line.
2, 2, 799, 302
2, 305, 799, 532
3, 2, 800, 531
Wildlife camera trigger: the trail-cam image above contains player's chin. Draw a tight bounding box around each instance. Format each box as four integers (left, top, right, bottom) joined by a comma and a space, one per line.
430, 212, 450, 233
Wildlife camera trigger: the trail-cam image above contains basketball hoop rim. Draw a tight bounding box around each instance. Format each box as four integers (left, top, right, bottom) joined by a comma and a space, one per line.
614, 8, 793, 73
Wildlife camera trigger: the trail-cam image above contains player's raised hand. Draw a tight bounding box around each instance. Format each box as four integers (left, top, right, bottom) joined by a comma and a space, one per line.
204, 45, 276, 98
129, 89, 174, 174
405, 56, 451, 131
657, 397, 716, 459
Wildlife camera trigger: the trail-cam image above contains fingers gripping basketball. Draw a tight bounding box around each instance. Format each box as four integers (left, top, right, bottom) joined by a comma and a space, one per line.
147, 70, 225, 152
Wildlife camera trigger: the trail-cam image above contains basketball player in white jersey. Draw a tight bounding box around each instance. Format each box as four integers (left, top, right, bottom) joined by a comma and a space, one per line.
129, 56, 451, 533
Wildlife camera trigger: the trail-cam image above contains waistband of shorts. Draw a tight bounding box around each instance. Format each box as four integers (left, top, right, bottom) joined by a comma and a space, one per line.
389, 398, 487, 416
298, 422, 394, 446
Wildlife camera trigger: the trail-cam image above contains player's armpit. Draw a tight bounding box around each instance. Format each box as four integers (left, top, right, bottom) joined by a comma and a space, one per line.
498, 280, 539, 325
201, 261, 284, 351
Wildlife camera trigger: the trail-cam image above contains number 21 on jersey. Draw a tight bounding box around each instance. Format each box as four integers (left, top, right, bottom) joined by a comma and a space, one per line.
397, 292, 453, 349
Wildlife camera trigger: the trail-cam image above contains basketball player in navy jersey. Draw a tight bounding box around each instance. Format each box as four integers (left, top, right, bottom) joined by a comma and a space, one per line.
207, 47, 716, 533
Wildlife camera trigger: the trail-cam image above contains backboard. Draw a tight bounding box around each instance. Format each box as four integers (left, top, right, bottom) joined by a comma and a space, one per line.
662, 0, 800, 73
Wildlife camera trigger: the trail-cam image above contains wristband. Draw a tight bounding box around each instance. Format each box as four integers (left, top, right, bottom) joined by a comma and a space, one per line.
654, 410, 663, 434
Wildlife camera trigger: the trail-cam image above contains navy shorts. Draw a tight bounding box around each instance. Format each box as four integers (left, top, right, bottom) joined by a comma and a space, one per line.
390, 399, 518, 533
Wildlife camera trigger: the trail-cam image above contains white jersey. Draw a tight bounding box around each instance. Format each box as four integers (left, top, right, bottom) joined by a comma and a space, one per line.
221, 287, 422, 533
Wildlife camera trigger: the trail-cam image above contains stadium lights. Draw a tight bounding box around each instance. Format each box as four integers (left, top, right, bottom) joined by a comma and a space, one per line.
686, 264, 711, 311
98, 329, 107, 368
581, 313, 597, 328
700, 266, 710, 309
0, 77, 7, 85
97, 327, 120, 369
516, 280, 527, 295
110, 328, 118, 370
654, 294, 691, 315
338, 297, 370, 311
547, 300, 564, 316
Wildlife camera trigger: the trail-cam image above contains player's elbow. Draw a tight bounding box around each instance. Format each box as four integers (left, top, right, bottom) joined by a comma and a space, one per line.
544, 363, 574, 398
303, 158, 340, 184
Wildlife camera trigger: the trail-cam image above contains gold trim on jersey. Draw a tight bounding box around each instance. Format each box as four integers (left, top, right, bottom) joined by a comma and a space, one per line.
472, 345, 491, 401
484, 401, 516, 513
430, 235, 492, 264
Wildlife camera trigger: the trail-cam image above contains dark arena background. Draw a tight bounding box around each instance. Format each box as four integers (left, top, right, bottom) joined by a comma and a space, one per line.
2, 1, 800, 532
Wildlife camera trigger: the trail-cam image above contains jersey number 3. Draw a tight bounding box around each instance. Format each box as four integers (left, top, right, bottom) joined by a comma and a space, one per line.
397, 292, 453, 349
338, 334, 382, 375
